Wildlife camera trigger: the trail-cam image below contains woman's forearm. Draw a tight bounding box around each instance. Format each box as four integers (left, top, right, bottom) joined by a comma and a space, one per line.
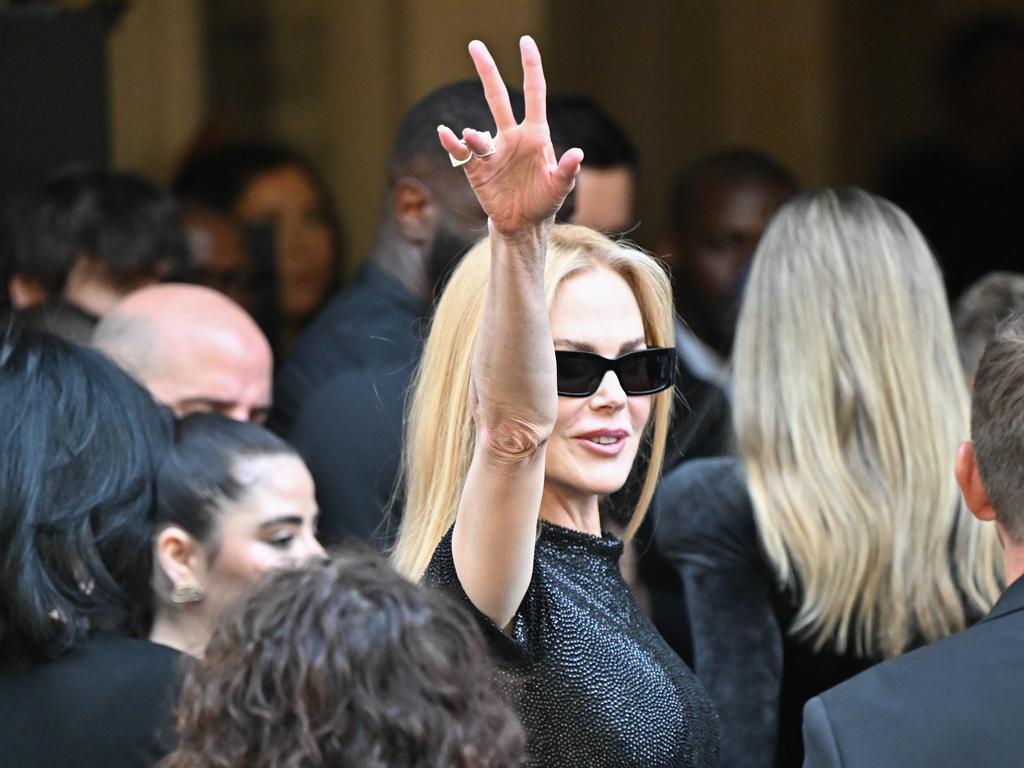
471, 220, 557, 444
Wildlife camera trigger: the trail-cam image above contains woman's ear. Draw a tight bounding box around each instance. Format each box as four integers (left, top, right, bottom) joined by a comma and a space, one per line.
155, 525, 205, 595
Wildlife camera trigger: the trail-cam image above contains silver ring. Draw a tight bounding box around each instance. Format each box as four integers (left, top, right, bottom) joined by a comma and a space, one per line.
449, 146, 472, 168
472, 130, 496, 159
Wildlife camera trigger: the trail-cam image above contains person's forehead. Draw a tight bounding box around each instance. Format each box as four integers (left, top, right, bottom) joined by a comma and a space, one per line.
161, 326, 271, 400
550, 267, 644, 336
701, 179, 786, 229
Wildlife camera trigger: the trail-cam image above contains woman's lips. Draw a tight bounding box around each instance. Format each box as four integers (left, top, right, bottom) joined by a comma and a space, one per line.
574, 429, 629, 457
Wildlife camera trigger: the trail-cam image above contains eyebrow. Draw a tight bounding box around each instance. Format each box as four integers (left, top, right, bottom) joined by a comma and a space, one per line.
553, 337, 647, 355
258, 515, 306, 530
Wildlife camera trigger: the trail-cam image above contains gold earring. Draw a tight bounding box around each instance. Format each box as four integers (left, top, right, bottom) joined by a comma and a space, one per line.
171, 582, 206, 604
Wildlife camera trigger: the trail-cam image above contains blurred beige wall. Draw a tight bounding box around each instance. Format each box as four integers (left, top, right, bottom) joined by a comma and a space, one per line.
107, 0, 1023, 272
108, 0, 206, 180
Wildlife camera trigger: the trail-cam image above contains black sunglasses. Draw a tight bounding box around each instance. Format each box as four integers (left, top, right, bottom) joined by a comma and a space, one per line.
554, 347, 676, 397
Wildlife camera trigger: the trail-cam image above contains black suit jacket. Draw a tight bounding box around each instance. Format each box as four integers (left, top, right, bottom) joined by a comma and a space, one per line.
271, 264, 425, 547
803, 573, 1024, 768
0, 633, 182, 767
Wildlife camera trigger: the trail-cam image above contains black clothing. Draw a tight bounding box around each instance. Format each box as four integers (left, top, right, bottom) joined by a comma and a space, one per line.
425, 522, 721, 768
655, 458, 876, 768
633, 352, 733, 665
13, 299, 97, 346
803, 574, 1024, 768
664, 356, 732, 469
271, 264, 426, 546
0, 633, 182, 767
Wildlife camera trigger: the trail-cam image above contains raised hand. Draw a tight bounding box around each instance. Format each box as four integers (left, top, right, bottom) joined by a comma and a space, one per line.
437, 36, 584, 238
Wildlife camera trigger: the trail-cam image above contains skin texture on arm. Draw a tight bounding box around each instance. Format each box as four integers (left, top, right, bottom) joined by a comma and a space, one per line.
436, 37, 582, 629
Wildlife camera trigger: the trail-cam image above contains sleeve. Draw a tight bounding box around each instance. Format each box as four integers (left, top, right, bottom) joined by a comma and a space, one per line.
654, 458, 784, 768
423, 528, 541, 666
801, 696, 844, 768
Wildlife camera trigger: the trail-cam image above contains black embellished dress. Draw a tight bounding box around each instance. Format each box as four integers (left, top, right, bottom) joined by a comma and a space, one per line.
425, 521, 721, 768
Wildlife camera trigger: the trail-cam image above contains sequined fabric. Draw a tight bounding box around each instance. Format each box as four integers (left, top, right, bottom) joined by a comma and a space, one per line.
425, 522, 721, 767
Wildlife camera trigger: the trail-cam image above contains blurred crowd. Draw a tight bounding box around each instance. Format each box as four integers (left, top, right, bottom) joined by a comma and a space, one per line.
1, 11, 1023, 768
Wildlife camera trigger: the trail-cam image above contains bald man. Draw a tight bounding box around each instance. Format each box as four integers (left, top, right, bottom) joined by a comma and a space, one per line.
93, 284, 273, 423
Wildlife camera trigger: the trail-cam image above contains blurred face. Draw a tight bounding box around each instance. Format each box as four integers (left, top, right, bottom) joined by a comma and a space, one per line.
572, 166, 635, 233
675, 178, 790, 345
544, 266, 653, 504
194, 454, 324, 623
181, 209, 255, 314
234, 164, 336, 325
426, 178, 488, 293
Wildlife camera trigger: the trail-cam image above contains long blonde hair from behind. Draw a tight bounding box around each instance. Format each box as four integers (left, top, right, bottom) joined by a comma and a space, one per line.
734, 187, 1002, 659
392, 224, 675, 581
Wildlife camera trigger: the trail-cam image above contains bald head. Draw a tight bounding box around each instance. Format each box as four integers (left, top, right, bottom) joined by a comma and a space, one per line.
93, 284, 273, 423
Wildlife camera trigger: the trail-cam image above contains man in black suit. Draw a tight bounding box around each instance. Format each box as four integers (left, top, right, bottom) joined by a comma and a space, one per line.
271, 81, 525, 547
802, 311, 1024, 768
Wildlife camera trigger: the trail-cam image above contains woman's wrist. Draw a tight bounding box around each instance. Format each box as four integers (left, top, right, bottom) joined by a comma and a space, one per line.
488, 217, 551, 247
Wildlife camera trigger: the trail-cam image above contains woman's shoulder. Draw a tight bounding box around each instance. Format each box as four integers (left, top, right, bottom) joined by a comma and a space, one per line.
73, 634, 183, 698
654, 457, 759, 559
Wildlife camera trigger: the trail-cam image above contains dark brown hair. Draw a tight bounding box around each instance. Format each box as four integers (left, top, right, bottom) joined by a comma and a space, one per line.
161, 551, 524, 768
971, 311, 1024, 541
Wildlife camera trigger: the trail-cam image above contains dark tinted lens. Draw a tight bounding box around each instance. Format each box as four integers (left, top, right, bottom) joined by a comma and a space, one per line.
555, 352, 605, 396
616, 349, 674, 394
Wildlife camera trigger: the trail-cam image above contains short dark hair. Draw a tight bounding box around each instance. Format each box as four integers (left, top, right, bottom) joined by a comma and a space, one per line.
155, 413, 297, 547
162, 553, 525, 768
548, 95, 636, 169
388, 80, 525, 184
669, 148, 799, 239
3, 167, 189, 295
971, 311, 1024, 540
954, 271, 1024, 381
0, 322, 174, 659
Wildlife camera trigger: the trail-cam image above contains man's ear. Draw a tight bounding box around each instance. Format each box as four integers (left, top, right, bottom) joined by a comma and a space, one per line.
390, 177, 439, 245
956, 441, 998, 522
9, 274, 48, 309
155, 525, 204, 590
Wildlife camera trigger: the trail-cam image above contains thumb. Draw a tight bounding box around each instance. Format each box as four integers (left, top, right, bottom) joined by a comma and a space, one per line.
554, 148, 584, 185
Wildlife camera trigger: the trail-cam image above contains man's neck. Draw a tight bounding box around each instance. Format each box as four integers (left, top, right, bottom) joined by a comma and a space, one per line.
1004, 544, 1024, 588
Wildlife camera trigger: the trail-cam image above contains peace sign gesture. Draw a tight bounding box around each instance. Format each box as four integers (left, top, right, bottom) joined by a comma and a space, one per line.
437, 36, 584, 237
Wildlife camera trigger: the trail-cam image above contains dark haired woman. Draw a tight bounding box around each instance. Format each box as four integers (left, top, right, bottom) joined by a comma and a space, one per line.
174, 143, 344, 353
148, 413, 325, 657
162, 552, 525, 768
0, 324, 179, 766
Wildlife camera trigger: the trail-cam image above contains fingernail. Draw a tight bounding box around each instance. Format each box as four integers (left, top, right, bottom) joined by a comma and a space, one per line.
436, 124, 447, 133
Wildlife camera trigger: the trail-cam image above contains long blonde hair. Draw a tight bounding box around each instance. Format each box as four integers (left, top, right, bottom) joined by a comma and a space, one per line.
734, 187, 1002, 658
392, 224, 675, 580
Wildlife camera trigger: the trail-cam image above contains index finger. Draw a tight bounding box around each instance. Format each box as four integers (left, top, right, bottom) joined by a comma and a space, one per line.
519, 36, 546, 125
468, 40, 517, 132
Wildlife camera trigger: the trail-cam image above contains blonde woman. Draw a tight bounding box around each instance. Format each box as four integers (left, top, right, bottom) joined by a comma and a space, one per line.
392, 37, 719, 767
655, 187, 1003, 768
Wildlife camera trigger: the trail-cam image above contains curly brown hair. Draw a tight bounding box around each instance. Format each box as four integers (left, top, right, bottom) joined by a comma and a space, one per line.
161, 551, 524, 768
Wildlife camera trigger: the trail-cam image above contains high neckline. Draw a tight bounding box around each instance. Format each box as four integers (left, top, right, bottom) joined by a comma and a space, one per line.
538, 520, 624, 557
